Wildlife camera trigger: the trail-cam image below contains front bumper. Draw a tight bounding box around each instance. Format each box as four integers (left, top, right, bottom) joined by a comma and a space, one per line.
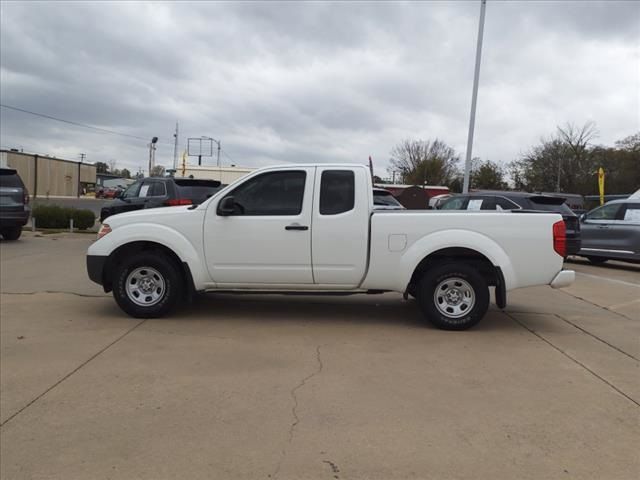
550, 270, 575, 289
87, 255, 107, 286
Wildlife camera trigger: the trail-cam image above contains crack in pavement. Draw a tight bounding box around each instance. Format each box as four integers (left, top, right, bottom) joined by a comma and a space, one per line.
0, 318, 147, 428
0, 290, 108, 298
558, 289, 635, 322
505, 312, 639, 408
553, 313, 638, 362
271, 345, 324, 479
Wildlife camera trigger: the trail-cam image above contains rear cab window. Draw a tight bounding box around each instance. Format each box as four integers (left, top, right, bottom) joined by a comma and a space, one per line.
319, 170, 355, 215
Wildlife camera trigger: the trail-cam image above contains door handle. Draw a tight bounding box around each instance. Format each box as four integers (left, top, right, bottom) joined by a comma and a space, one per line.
285, 224, 309, 231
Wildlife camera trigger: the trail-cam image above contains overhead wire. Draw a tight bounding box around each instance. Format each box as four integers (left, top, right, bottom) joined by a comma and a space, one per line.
1, 103, 239, 163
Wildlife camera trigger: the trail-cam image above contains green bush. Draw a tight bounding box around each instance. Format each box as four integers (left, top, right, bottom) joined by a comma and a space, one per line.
32, 205, 95, 230
71, 209, 96, 230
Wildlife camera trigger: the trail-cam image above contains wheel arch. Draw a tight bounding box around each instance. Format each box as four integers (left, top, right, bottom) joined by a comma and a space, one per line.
407, 247, 499, 292
102, 241, 194, 296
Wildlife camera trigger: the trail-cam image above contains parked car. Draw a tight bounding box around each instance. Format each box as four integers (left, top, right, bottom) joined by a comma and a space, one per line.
87, 164, 574, 330
0, 168, 30, 240
429, 193, 453, 209
373, 188, 405, 210
99, 177, 222, 222
438, 192, 581, 256
578, 199, 640, 264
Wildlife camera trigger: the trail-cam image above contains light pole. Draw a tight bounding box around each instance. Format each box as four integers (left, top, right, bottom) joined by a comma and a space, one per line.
148, 136, 158, 176
462, 0, 487, 193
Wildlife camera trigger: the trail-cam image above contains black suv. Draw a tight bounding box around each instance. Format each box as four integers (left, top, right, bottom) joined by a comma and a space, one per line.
438, 191, 581, 255
0, 168, 30, 240
100, 177, 222, 223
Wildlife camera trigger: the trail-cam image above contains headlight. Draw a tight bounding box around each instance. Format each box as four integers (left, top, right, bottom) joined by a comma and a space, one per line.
97, 223, 112, 240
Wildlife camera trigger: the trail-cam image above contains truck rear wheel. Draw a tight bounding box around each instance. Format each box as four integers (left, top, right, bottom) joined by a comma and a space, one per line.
112, 252, 183, 318
417, 262, 489, 330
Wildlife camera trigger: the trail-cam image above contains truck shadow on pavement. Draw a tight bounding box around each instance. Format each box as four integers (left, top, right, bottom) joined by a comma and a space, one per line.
116, 292, 516, 332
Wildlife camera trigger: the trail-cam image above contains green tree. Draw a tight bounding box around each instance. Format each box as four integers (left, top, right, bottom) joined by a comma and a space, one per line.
471, 159, 508, 190
388, 139, 460, 187
119, 168, 131, 179
95, 161, 109, 174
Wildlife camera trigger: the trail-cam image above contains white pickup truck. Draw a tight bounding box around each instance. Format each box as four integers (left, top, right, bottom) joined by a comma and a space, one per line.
87, 164, 574, 330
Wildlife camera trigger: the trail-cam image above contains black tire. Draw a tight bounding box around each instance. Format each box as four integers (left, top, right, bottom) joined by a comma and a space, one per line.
587, 256, 607, 265
1, 227, 22, 241
112, 252, 183, 318
417, 262, 489, 330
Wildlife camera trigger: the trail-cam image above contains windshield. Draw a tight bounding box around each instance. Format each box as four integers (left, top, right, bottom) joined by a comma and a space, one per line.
439, 196, 466, 210
121, 181, 141, 199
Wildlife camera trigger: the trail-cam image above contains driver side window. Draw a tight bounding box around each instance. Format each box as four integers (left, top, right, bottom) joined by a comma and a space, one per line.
586, 203, 621, 221
221, 171, 306, 216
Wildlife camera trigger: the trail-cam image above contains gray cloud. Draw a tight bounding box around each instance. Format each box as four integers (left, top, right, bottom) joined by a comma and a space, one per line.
1, 0, 638, 177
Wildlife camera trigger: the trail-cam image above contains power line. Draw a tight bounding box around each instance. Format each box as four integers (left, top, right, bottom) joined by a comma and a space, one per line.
1, 103, 239, 163
0, 103, 173, 145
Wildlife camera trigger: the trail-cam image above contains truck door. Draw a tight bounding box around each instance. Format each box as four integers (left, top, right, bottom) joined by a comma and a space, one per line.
312, 167, 369, 286
204, 168, 314, 285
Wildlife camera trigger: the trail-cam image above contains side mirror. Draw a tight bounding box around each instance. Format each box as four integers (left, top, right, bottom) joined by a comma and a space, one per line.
218, 196, 236, 216
114, 190, 123, 199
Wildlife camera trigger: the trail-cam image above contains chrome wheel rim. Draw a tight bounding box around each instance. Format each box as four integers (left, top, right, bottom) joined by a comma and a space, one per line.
433, 277, 475, 319
125, 267, 165, 307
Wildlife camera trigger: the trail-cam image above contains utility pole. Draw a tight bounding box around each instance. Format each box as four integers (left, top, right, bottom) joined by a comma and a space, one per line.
462, 0, 487, 194
148, 137, 158, 176
78, 153, 85, 198
173, 122, 179, 170
216, 139, 221, 167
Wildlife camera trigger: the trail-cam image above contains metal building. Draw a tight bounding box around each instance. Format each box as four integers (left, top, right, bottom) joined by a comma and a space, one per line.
0, 150, 97, 198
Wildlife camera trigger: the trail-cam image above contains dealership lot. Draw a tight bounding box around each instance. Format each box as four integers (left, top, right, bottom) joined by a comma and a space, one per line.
0, 233, 638, 480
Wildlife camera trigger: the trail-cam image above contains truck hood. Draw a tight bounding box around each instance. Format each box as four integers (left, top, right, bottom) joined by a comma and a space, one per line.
103, 205, 197, 227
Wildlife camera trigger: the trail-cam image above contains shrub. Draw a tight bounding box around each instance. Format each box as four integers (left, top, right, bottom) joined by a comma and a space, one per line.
32, 205, 95, 230
71, 209, 96, 230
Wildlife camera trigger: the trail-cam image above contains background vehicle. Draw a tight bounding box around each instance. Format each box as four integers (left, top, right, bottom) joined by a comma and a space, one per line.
0, 168, 30, 240
88, 164, 574, 330
578, 199, 640, 264
373, 188, 405, 210
438, 192, 581, 256
100, 177, 221, 222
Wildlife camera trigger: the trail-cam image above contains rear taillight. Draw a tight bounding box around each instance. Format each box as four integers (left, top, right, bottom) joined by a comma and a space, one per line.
164, 198, 192, 206
553, 220, 566, 258
24, 192, 30, 205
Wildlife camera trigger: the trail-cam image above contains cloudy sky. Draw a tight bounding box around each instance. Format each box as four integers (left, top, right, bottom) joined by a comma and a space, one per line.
1, 1, 638, 177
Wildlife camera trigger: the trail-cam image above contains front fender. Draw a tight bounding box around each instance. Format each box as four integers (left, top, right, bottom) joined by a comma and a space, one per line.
399, 229, 517, 290
87, 223, 210, 289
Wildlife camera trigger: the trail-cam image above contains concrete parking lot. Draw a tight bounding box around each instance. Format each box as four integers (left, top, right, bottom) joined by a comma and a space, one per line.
1, 233, 638, 480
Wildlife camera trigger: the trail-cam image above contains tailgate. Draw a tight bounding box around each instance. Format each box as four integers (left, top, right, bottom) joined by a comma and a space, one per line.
0, 186, 25, 211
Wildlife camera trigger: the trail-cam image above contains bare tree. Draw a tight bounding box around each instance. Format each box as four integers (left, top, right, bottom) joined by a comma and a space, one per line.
388, 139, 460, 186
107, 159, 117, 173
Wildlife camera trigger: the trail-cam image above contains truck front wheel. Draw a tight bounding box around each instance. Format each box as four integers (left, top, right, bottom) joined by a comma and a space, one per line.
417, 262, 489, 330
112, 252, 183, 318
